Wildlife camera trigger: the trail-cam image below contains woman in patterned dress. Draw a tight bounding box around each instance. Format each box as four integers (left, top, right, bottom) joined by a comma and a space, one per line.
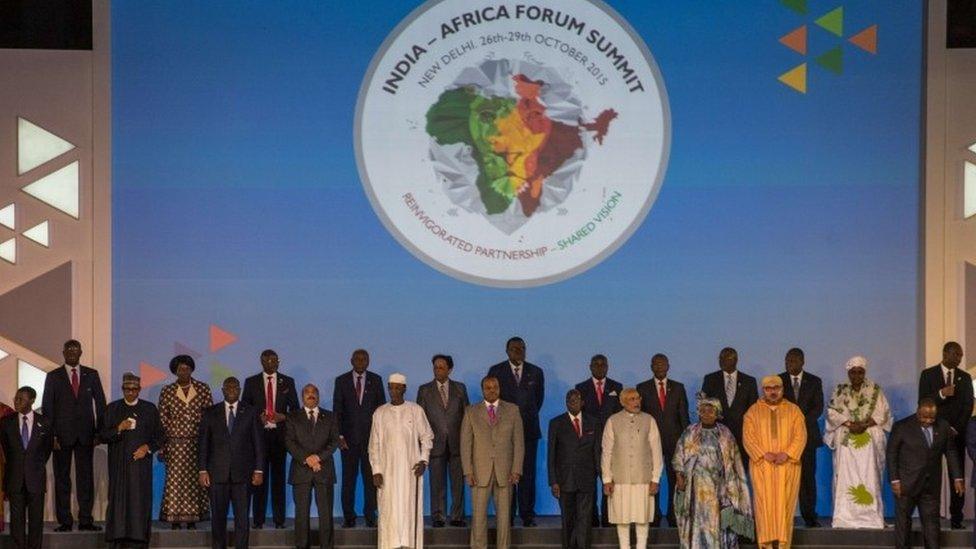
0, 399, 14, 533
159, 355, 213, 529
672, 396, 754, 549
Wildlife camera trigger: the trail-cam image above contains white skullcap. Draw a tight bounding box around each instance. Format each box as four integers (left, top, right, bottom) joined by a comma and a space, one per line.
845, 356, 868, 371
388, 373, 407, 385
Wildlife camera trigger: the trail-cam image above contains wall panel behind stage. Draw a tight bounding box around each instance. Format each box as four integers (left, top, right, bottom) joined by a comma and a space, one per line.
113, 1, 922, 516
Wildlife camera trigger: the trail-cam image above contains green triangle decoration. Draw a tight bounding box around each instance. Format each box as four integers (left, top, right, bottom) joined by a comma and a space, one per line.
815, 6, 844, 37
781, 0, 807, 14
210, 361, 236, 387
815, 46, 843, 74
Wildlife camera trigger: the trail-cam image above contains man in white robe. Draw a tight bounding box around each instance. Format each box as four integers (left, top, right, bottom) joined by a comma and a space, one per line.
369, 373, 434, 549
824, 356, 892, 529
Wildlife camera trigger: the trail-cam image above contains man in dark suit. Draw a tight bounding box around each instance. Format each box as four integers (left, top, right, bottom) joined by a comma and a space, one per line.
416, 354, 470, 527
333, 348, 386, 528
199, 377, 266, 549
241, 349, 300, 529
636, 353, 689, 527
887, 398, 964, 549
779, 347, 824, 527
1, 386, 54, 549
41, 339, 107, 532
547, 389, 600, 549
917, 340, 973, 529
286, 384, 340, 549
574, 353, 621, 527
700, 347, 758, 466
487, 336, 545, 526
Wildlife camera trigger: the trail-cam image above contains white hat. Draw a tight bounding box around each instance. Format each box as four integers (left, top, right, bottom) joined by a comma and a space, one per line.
388, 373, 407, 385
845, 356, 868, 371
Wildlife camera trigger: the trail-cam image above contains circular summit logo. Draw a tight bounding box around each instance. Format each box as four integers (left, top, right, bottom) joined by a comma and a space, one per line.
355, 0, 670, 287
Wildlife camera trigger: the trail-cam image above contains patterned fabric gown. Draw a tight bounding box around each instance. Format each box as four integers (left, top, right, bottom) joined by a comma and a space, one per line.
159, 379, 213, 523
0, 402, 14, 533
672, 423, 754, 549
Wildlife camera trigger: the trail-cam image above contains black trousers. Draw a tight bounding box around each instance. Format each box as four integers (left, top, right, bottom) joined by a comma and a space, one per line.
9, 486, 44, 549
799, 445, 817, 522
512, 437, 538, 521
293, 481, 334, 549
252, 428, 287, 526
53, 442, 95, 526
558, 489, 593, 549
894, 484, 940, 549
428, 452, 464, 522
948, 434, 966, 522
591, 483, 609, 525
653, 452, 676, 526
210, 482, 250, 549
340, 443, 376, 521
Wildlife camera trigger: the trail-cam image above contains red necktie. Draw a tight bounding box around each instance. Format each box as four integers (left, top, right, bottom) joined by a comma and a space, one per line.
265, 376, 275, 419
488, 404, 497, 425
356, 375, 363, 405
658, 381, 666, 410
573, 417, 581, 438
71, 368, 79, 397
596, 380, 604, 406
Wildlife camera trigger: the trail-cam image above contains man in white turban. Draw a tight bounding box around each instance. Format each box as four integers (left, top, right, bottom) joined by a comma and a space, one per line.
369, 374, 434, 548
824, 356, 892, 528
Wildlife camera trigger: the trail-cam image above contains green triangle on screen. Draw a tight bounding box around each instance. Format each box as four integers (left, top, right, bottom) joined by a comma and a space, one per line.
781, 0, 807, 14
815, 6, 844, 36
815, 46, 843, 74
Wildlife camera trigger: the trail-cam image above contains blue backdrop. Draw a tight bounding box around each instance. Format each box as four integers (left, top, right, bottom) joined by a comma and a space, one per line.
112, 0, 922, 517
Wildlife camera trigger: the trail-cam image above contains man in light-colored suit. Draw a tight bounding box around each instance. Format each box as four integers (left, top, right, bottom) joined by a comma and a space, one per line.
461, 376, 525, 549
416, 354, 470, 527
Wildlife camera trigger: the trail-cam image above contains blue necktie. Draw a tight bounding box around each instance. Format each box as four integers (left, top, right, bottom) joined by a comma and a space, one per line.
228, 405, 236, 432
21, 416, 29, 449
923, 426, 932, 447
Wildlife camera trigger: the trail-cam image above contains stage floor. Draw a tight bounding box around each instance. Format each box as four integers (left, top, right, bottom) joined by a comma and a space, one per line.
0, 517, 972, 548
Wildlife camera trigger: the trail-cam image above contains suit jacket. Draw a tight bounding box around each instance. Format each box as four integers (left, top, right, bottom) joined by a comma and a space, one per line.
0, 412, 53, 495
575, 377, 622, 431
918, 364, 974, 434
460, 400, 524, 487
416, 379, 470, 457
41, 365, 107, 446
241, 371, 300, 427
332, 370, 385, 446
966, 417, 976, 488
887, 415, 962, 497
546, 412, 599, 493
700, 370, 758, 443
198, 402, 265, 484
780, 371, 824, 449
285, 408, 340, 485
635, 378, 689, 456
487, 361, 544, 440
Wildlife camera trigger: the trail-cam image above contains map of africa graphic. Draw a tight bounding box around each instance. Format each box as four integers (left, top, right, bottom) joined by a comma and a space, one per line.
424, 59, 617, 234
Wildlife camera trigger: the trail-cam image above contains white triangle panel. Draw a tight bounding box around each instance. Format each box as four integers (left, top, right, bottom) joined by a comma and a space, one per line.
18, 118, 75, 175
22, 221, 49, 247
0, 204, 14, 230
0, 238, 15, 264
17, 360, 47, 410
21, 161, 79, 219
966, 162, 976, 219
0, 348, 8, 361
970, 142, 976, 155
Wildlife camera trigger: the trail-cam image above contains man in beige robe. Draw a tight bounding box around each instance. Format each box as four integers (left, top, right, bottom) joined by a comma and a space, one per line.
743, 375, 806, 549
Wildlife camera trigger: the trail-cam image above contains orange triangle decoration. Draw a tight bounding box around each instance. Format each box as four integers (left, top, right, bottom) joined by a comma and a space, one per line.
209, 324, 238, 353
848, 24, 877, 54
139, 361, 169, 388
778, 63, 807, 94
779, 25, 807, 55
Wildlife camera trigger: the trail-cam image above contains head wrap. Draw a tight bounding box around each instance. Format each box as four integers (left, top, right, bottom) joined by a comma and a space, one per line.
695, 392, 723, 417
388, 373, 407, 385
122, 372, 141, 388
761, 375, 783, 388
845, 355, 868, 371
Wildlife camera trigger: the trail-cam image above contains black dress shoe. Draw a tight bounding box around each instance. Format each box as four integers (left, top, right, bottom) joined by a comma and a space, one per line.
601, 520, 612, 528
804, 520, 821, 528
592, 518, 601, 527
253, 523, 264, 530
274, 523, 286, 529
522, 518, 537, 527
951, 520, 964, 530
54, 524, 73, 532
449, 519, 467, 527
432, 520, 446, 528
364, 518, 377, 528
170, 523, 182, 530
342, 519, 356, 528
186, 522, 197, 530
78, 523, 101, 532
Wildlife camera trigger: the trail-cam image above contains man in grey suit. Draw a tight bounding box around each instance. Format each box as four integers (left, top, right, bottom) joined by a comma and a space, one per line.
416, 354, 470, 527
285, 384, 340, 549
461, 376, 524, 549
